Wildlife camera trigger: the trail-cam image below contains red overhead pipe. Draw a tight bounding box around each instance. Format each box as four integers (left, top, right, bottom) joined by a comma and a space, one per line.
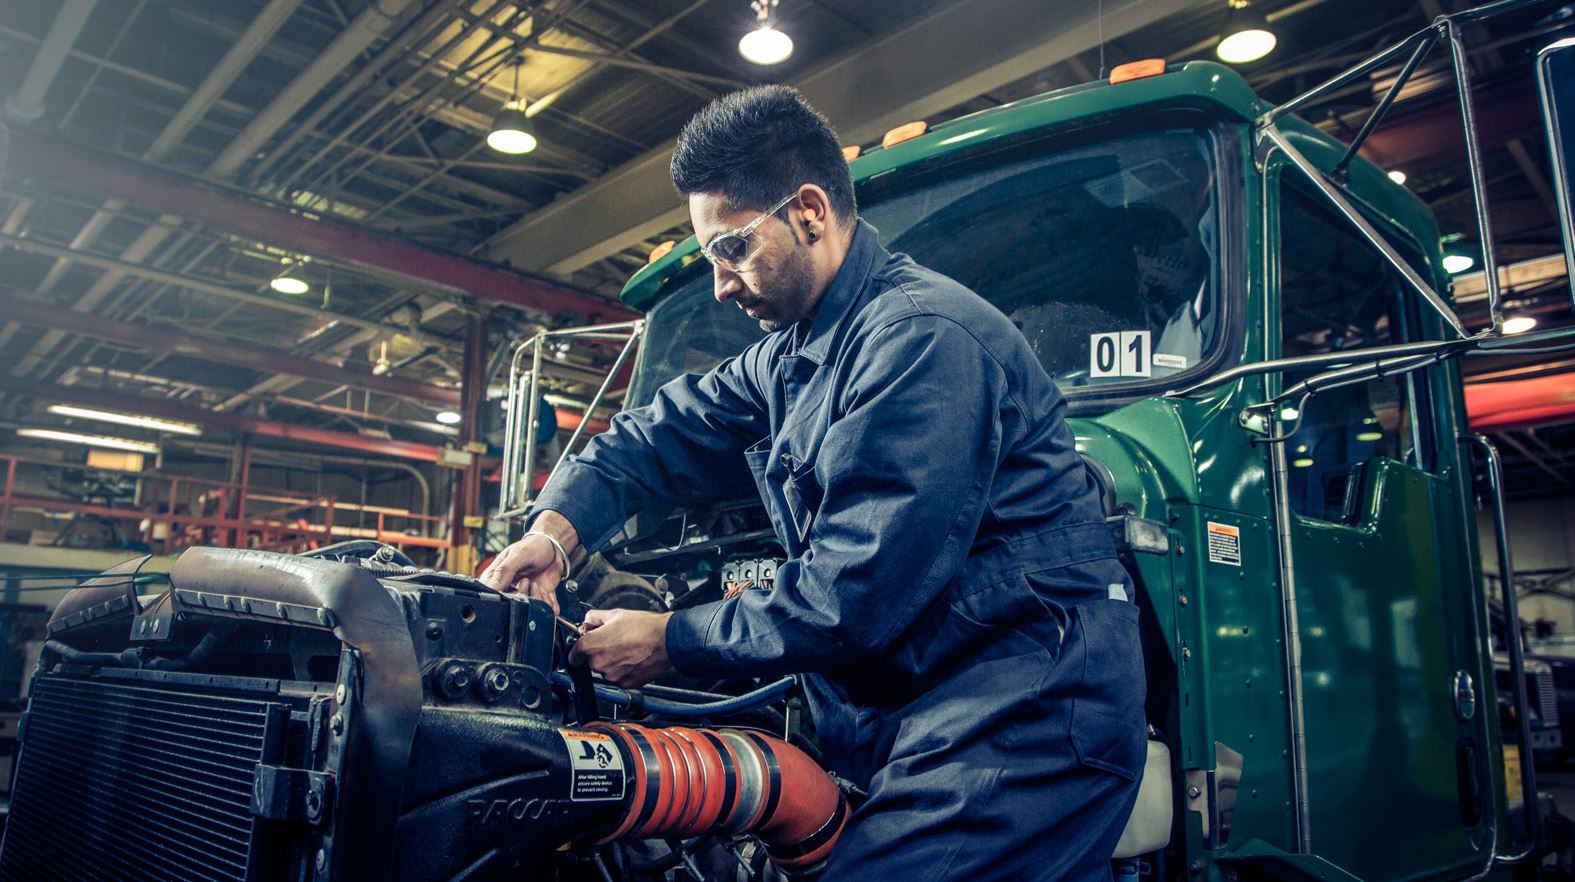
1466, 375, 1575, 433
5, 129, 636, 322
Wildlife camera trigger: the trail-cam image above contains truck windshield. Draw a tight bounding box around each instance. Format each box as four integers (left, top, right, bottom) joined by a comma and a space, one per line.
627, 127, 1221, 408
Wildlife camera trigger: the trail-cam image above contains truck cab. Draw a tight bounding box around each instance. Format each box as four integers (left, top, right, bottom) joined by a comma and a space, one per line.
505, 57, 1557, 880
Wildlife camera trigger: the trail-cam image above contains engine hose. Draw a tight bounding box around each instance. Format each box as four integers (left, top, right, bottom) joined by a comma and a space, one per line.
586, 722, 847, 872
43, 639, 140, 668
550, 672, 796, 719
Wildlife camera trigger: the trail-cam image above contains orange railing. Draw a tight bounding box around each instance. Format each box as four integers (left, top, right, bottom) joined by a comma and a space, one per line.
0, 453, 449, 556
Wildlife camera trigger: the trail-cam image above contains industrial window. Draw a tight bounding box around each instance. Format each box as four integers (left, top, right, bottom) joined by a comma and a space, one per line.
1278, 186, 1433, 523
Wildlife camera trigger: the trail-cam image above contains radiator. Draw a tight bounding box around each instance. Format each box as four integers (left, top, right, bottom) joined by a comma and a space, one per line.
0, 673, 290, 882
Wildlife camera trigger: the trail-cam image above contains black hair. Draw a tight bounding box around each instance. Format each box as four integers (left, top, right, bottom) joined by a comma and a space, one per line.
670, 85, 856, 223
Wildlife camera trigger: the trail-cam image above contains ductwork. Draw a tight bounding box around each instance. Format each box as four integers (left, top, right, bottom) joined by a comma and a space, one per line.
4, 0, 97, 122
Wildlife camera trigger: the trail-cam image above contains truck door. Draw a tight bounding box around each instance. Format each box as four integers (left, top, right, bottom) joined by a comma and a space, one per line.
1268, 180, 1491, 878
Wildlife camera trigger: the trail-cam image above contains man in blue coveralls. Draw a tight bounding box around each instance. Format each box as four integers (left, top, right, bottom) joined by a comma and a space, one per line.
481, 85, 1145, 880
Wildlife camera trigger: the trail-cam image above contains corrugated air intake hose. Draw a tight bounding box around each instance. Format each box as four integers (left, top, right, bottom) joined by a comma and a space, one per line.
582, 722, 847, 872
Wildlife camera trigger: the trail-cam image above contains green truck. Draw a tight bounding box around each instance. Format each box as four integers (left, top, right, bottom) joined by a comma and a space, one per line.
499, 5, 1575, 879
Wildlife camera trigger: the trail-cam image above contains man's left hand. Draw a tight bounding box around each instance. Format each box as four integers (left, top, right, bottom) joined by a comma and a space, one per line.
568, 609, 673, 688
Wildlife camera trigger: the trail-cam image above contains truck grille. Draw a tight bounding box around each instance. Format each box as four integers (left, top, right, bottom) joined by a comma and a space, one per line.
0, 675, 282, 882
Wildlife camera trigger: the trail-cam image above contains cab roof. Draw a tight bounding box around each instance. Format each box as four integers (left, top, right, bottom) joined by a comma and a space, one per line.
620, 60, 1440, 310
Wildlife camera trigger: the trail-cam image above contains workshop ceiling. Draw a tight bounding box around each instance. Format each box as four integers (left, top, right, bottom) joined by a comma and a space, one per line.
0, 0, 1571, 489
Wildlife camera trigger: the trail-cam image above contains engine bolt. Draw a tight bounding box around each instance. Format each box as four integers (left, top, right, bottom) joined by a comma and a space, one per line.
330, 713, 344, 735
437, 662, 471, 698
316, 849, 327, 871
480, 666, 511, 702
335, 684, 347, 704
1188, 785, 1201, 799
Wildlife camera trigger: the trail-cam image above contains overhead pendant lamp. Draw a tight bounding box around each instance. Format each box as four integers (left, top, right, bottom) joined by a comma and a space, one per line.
740, 0, 793, 66
488, 58, 538, 155
270, 260, 309, 295
1216, 0, 1277, 65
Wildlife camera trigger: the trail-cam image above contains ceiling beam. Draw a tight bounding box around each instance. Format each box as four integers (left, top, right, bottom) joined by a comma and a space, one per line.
0, 232, 452, 349
0, 376, 443, 462
5, 295, 461, 408
1356, 79, 1540, 169
7, 130, 633, 321
482, 0, 1206, 276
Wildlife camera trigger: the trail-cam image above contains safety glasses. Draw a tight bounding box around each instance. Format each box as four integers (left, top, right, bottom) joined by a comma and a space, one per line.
700, 192, 798, 270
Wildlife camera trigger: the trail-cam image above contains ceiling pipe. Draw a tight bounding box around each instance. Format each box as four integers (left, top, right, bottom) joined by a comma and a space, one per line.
206, 0, 420, 180
147, 0, 306, 162
241, 0, 466, 187
1466, 375, 1575, 433
4, 0, 97, 122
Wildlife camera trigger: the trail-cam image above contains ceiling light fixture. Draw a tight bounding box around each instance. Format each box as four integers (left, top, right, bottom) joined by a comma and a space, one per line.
1442, 253, 1476, 274
46, 404, 201, 436
1387, 170, 1407, 185
17, 428, 160, 454
740, 0, 793, 66
488, 58, 538, 154
435, 410, 462, 425
270, 260, 309, 295
1216, 0, 1277, 64
1503, 315, 1539, 334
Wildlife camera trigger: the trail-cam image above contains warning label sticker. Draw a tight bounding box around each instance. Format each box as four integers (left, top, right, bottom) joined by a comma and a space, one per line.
560, 730, 625, 802
1206, 522, 1242, 567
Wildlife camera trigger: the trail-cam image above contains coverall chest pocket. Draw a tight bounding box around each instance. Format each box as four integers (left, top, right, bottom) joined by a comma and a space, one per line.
742, 439, 820, 553
778, 453, 820, 546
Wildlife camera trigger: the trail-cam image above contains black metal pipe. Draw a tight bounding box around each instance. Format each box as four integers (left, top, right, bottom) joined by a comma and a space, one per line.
1464, 434, 1539, 863
1332, 29, 1439, 179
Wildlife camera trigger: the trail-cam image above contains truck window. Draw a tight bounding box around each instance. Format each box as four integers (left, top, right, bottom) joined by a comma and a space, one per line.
1278, 186, 1434, 523
862, 127, 1221, 390
626, 127, 1224, 409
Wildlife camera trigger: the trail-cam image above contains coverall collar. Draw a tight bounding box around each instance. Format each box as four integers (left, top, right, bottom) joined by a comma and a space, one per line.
790, 218, 886, 367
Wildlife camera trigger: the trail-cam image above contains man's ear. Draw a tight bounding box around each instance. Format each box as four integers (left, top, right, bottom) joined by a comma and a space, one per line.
796, 185, 834, 236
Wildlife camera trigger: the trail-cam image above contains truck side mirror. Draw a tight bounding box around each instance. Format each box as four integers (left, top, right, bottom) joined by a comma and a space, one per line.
1537, 37, 1575, 308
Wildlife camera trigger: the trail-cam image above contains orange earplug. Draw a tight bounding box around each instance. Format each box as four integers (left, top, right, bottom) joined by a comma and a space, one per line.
801, 208, 817, 223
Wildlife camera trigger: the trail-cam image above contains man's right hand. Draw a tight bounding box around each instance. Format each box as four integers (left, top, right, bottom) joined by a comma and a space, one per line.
479, 511, 581, 615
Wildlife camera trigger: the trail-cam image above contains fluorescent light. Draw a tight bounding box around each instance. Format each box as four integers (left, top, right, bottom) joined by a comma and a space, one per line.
1442, 254, 1475, 274
435, 410, 462, 425
739, 26, 793, 65
47, 404, 201, 436
1280, 406, 1300, 421
1292, 457, 1314, 468
1355, 431, 1383, 442
17, 428, 160, 454
1387, 170, 1407, 185
1503, 315, 1538, 334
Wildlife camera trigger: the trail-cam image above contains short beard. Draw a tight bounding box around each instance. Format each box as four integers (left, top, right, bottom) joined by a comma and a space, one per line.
755, 240, 818, 334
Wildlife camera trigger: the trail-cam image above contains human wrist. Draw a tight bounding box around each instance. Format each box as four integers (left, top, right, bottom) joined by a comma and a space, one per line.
526, 509, 581, 556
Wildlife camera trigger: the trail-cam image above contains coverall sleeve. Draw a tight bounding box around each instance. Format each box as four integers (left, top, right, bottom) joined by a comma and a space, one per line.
531, 346, 771, 551
665, 313, 1009, 677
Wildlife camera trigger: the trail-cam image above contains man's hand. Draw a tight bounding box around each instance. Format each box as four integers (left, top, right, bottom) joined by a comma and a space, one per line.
479, 512, 581, 615
569, 609, 673, 688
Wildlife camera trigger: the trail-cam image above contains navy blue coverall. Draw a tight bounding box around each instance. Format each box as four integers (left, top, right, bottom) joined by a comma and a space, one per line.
534, 221, 1146, 880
